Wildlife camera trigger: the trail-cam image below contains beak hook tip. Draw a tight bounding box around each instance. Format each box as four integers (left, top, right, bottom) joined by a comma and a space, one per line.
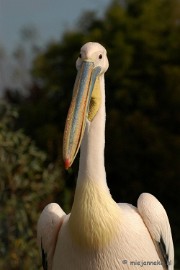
64, 158, 71, 170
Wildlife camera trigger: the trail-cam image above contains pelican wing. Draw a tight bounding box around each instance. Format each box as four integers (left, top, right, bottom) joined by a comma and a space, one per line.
137, 193, 174, 270
37, 203, 66, 270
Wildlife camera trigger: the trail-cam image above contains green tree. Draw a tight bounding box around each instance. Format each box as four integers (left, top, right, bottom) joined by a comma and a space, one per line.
0, 101, 69, 269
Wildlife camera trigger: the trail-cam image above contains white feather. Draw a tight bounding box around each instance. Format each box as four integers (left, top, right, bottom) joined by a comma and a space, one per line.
37, 203, 65, 270
138, 193, 174, 269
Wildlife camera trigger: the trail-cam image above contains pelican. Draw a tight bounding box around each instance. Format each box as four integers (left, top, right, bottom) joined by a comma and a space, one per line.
37, 42, 174, 270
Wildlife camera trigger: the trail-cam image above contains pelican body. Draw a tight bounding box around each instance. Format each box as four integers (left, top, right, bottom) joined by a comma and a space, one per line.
37, 42, 174, 270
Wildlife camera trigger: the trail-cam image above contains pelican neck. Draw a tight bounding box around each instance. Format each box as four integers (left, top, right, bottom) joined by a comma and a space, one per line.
77, 76, 106, 187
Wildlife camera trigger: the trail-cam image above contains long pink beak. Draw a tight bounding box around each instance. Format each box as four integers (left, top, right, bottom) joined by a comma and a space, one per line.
63, 60, 101, 169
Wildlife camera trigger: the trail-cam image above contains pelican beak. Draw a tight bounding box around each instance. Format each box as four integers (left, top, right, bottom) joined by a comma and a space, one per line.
63, 60, 101, 169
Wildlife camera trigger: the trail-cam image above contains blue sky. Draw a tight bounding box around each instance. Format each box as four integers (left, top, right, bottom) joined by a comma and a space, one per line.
0, 0, 111, 52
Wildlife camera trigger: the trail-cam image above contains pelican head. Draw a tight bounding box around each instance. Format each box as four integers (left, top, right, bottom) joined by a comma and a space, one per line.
63, 42, 109, 169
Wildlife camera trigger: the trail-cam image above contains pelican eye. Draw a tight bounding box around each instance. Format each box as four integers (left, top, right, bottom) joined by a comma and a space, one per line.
79, 53, 82, 58
99, 54, 102, 59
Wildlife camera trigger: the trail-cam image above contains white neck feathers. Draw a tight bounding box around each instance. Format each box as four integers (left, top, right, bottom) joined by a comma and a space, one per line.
77, 76, 106, 186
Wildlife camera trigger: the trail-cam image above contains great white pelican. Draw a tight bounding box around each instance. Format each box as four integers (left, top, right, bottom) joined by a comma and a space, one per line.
37, 42, 174, 270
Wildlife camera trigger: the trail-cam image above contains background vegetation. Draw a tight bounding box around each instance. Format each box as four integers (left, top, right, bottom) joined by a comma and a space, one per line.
0, 0, 179, 269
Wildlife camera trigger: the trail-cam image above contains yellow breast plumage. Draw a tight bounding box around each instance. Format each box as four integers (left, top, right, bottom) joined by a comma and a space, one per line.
69, 180, 120, 249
